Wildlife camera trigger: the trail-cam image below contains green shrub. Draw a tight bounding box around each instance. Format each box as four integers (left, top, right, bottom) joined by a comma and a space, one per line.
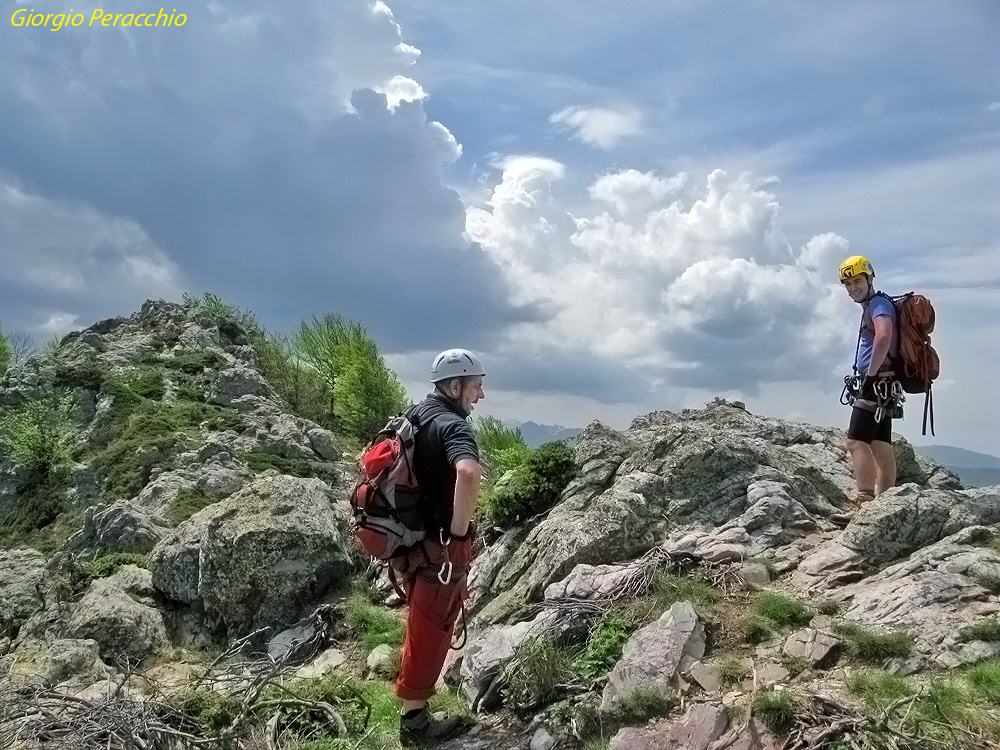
479, 441, 576, 529
573, 608, 634, 683
973, 570, 1000, 595
343, 594, 404, 652
171, 688, 242, 734
78, 552, 148, 584
260, 672, 401, 749
0, 391, 79, 475
845, 669, 916, 711
0, 469, 75, 551
651, 571, 720, 613
0, 326, 12, 373
504, 636, 575, 709
750, 592, 812, 627
610, 684, 674, 723
164, 350, 227, 375
751, 689, 798, 732
182, 292, 263, 342
835, 622, 914, 661
473, 416, 529, 481
295, 314, 408, 446
163, 487, 217, 525
815, 598, 840, 616
958, 617, 1000, 643
243, 451, 314, 478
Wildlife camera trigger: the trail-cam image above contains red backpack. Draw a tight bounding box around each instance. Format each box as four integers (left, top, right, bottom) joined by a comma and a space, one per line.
349, 414, 429, 560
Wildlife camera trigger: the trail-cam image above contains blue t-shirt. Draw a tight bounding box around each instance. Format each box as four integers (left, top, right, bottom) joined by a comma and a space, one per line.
856, 295, 896, 373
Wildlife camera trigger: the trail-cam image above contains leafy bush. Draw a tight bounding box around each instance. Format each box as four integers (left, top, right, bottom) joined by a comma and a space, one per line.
750, 591, 812, 628
835, 622, 914, 661
344, 594, 404, 652
751, 689, 798, 731
473, 416, 529, 481
78, 552, 148, 584
0, 391, 79, 475
479, 441, 576, 529
573, 608, 634, 683
295, 314, 408, 446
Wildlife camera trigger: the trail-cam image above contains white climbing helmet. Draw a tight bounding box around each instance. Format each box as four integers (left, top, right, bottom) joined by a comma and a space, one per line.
430, 349, 486, 383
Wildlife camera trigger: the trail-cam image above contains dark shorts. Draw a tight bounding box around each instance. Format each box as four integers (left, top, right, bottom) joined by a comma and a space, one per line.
848, 405, 892, 444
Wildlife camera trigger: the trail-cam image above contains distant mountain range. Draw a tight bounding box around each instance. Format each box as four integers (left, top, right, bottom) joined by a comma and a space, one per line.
504, 420, 583, 448
912, 445, 1000, 489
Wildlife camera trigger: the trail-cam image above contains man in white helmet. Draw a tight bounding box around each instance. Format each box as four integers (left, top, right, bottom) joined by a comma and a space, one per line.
394, 349, 485, 746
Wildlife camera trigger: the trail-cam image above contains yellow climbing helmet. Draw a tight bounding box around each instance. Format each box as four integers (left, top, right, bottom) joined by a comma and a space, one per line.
839, 255, 874, 282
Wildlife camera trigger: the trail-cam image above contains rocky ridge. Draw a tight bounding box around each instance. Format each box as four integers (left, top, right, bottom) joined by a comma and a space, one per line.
1, 300, 998, 750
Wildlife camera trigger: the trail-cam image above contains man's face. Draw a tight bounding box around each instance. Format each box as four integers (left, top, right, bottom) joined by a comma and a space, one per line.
459, 376, 485, 413
842, 274, 870, 303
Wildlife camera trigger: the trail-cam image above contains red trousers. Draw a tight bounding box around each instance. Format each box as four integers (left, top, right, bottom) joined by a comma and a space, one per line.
393, 536, 473, 701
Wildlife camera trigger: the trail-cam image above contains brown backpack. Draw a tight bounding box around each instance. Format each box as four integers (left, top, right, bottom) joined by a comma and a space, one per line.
876, 291, 940, 435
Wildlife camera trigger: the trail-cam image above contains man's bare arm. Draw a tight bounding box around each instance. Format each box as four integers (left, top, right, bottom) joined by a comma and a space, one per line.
451, 457, 481, 537
869, 315, 893, 376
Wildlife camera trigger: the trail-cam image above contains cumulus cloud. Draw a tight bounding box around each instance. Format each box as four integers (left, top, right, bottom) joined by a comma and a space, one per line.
467, 164, 855, 400
549, 105, 644, 149
0, 178, 181, 338
0, 0, 521, 346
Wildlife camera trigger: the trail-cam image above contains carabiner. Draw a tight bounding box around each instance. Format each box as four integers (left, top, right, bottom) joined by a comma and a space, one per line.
437, 528, 453, 585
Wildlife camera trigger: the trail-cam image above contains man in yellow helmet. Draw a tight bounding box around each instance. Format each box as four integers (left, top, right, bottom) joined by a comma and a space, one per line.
836, 255, 897, 522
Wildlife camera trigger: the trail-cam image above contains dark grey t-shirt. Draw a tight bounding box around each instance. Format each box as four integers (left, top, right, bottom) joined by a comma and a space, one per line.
408, 394, 479, 532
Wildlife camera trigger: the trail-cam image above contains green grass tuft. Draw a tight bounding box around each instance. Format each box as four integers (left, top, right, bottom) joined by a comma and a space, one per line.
965, 660, 1000, 704
610, 684, 674, 723
343, 594, 404, 652
163, 486, 218, 526
742, 615, 774, 644
835, 622, 914, 661
957, 617, 1000, 643
77, 552, 148, 584
750, 591, 812, 627
751, 689, 798, 732
718, 657, 751, 686
504, 636, 574, 709
845, 669, 916, 711
651, 571, 720, 613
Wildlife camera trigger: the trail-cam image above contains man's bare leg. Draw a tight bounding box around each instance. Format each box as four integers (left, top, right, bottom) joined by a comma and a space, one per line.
846, 439, 877, 496
871, 440, 896, 495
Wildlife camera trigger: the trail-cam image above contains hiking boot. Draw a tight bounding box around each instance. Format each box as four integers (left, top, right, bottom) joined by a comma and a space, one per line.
831, 491, 876, 527
400, 707, 469, 747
